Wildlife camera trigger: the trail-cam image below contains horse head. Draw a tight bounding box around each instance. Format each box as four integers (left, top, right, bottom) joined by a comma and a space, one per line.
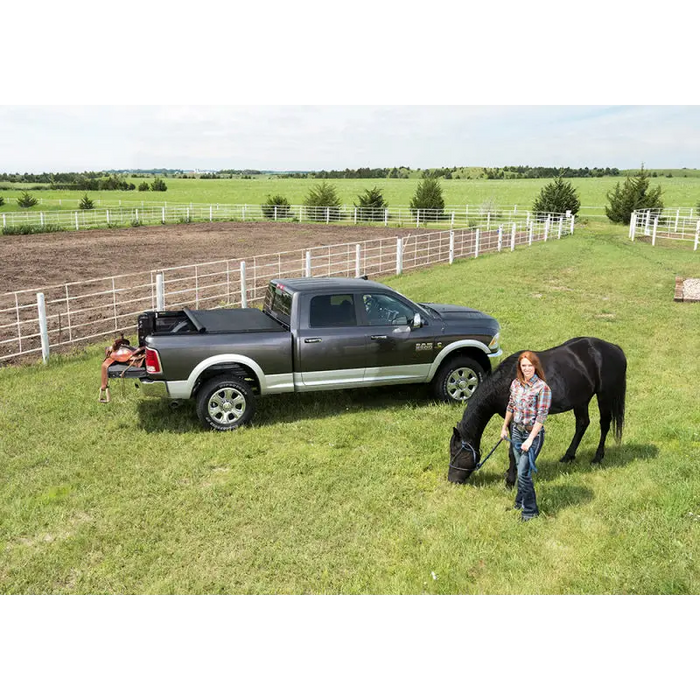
448, 426, 480, 484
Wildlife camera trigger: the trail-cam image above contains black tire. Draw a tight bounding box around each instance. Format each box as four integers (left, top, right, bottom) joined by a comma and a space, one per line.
196, 376, 256, 431
432, 356, 484, 403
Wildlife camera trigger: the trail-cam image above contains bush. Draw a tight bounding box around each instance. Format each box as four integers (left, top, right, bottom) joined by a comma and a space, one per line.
79, 193, 95, 210
605, 165, 663, 225
354, 186, 388, 221
138, 181, 150, 192
262, 194, 292, 219
2, 224, 64, 235
151, 177, 167, 192
532, 176, 581, 216
409, 176, 445, 221
303, 181, 342, 221
17, 191, 38, 208
0, 196, 4, 207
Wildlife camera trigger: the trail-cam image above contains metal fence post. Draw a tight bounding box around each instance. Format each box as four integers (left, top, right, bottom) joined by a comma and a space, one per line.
570, 214, 575, 236
511, 222, 516, 251
695, 221, 699, 251
497, 226, 503, 252
629, 212, 636, 240
652, 218, 658, 246
416, 210, 420, 228
528, 222, 534, 246
451, 211, 455, 228
209, 205, 213, 222
355, 244, 361, 278
475, 229, 480, 258
384, 208, 389, 227
326, 207, 330, 224
558, 218, 563, 239
354, 207, 357, 225
305, 251, 312, 277
544, 216, 550, 241
396, 238, 403, 275
449, 230, 455, 264
156, 273, 165, 311
75, 212, 79, 231
240, 261, 247, 308
274, 205, 278, 221
37, 292, 50, 364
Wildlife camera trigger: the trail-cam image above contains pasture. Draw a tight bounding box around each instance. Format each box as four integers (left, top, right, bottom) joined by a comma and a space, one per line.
2, 174, 700, 214
1, 220, 699, 593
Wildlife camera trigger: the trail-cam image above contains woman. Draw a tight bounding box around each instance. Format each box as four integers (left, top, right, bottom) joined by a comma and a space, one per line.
500, 351, 552, 521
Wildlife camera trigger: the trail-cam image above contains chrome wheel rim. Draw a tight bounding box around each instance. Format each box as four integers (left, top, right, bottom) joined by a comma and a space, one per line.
446, 367, 479, 401
208, 387, 246, 425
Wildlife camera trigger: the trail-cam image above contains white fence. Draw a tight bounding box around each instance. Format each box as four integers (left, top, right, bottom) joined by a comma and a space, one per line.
629, 208, 700, 250
1, 202, 566, 232
0, 212, 575, 364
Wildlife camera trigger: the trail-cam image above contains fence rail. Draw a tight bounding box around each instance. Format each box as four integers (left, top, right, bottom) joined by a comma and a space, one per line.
1, 210, 575, 364
1, 202, 570, 232
629, 208, 700, 249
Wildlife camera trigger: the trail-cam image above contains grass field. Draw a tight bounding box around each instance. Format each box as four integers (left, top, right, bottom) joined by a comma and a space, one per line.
2, 175, 700, 214
1, 220, 699, 593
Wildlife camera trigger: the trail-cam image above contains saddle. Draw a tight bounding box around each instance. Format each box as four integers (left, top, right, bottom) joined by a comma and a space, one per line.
99, 334, 146, 403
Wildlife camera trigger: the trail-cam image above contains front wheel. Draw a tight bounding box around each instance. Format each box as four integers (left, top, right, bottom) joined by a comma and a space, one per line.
431, 356, 484, 403
196, 376, 256, 431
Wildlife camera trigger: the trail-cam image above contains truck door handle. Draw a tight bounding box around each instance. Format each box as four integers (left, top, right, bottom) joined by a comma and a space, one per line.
370, 335, 387, 340
304, 337, 322, 343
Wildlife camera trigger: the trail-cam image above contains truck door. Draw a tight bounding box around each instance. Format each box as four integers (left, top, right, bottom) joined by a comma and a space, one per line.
359, 292, 439, 384
296, 293, 368, 388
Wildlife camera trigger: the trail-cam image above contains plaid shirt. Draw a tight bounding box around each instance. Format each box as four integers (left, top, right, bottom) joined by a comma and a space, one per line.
507, 375, 552, 426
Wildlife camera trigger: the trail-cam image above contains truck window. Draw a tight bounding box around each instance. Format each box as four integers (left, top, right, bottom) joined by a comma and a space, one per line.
310, 294, 357, 328
362, 293, 413, 326
265, 283, 293, 326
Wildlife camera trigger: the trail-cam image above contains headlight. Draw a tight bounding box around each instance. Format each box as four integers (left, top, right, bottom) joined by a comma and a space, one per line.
488, 332, 500, 350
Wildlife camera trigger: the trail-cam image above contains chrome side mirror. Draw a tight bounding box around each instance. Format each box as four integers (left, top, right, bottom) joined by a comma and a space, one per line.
412, 312, 423, 329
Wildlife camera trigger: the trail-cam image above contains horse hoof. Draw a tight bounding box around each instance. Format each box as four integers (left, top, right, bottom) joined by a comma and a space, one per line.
505, 480, 515, 490
559, 454, 575, 463
591, 456, 603, 464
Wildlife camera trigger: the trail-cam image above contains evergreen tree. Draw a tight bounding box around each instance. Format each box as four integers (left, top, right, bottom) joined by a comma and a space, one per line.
262, 194, 292, 219
532, 176, 581, 215
151, 177, 168, 192
354, 186, 388, 221
17, 191, 38, 208
138, 181, 150, 191
78, 193, 95, 210
0, 196, 4, 207
303, 181, 342, 221
605, 165, 663, 224
409, 176, 445, 221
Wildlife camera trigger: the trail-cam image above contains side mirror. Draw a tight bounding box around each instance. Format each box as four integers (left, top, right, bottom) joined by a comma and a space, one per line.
412, 312, 423, 329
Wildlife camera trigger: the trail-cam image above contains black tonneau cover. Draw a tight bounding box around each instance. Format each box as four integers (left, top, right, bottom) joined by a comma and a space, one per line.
183, 308, 285, 334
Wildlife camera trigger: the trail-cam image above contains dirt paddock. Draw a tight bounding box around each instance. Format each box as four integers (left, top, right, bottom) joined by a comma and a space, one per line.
0, 221, 397, 294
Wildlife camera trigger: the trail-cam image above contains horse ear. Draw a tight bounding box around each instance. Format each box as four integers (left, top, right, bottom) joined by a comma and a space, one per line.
453, 427, 461, 440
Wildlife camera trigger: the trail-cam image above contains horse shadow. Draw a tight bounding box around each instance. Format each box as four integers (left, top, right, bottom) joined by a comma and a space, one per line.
462, 443, 659, 515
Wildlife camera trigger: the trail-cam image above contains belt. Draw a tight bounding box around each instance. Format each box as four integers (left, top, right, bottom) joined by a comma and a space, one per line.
513, 423, 534, 432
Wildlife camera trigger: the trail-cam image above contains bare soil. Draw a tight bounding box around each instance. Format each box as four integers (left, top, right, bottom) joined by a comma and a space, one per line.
0, 221, 394, 293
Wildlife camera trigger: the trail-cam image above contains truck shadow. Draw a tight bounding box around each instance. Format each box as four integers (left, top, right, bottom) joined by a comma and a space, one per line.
136, 385, 436, 433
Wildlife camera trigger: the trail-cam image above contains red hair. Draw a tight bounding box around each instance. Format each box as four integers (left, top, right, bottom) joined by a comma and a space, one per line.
516, 351, 546, 384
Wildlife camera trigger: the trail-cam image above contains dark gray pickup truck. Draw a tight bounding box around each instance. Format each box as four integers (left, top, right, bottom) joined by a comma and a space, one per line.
116, 277, 502, 430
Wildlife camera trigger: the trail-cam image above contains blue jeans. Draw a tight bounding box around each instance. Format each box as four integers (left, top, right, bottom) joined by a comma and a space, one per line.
511, 425, 545, 518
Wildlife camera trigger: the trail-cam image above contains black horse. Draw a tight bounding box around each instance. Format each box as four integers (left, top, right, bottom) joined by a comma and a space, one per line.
448, 337, 627, 486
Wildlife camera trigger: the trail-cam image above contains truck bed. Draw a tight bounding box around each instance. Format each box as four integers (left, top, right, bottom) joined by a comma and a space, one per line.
183, 308, 286, 334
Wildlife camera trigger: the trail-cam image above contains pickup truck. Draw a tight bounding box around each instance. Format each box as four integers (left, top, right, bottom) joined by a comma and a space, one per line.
114, 277, 503, 430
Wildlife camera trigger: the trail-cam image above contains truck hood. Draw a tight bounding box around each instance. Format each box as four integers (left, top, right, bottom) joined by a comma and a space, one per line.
422, 303, 497, 325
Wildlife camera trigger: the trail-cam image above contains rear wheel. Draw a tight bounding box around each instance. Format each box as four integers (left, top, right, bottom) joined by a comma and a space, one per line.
196, 376, 256, 431
432, 356, 484, 403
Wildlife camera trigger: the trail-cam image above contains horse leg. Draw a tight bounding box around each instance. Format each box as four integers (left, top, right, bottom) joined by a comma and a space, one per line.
559, 403, 591, 463
505, 444, 517, 490
592, 397, 613, 464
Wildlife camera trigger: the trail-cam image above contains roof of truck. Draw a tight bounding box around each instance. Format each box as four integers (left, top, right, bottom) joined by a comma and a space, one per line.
271, 277, 393, 294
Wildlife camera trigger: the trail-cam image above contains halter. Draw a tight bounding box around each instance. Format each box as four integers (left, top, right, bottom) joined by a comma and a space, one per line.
449, 435, 507, 473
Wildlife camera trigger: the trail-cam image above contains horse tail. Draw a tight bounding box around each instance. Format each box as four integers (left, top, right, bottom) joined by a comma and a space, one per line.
604, 342, 627, 443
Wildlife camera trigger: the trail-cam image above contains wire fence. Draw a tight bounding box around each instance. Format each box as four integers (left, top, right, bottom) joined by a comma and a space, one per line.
0, 212, 575, 364
629, 208, 700, 249
1, 202, 571, 232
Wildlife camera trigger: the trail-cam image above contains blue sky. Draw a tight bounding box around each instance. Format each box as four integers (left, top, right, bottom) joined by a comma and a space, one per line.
1, 105, 698, 173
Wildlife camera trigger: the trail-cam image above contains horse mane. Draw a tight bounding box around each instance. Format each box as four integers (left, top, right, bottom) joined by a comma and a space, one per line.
457, 359, 516, 442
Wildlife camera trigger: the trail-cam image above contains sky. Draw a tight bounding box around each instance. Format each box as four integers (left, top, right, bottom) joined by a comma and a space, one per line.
1, 105, 699, 174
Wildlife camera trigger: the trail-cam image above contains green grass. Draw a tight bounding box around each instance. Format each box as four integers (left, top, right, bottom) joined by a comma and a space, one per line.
1, 221, 699, 593
2, 175, 700, 214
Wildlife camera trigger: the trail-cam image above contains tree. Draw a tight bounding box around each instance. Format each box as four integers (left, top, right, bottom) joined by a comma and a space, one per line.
262, 194, 292, 219
151, 177, 168, 192
354, 186, 388, 221
0, 196, 4, 207
605, 166, 663, 224
79, 193, 95, 210
138, 181, 150, 192
17, 191, 38, 208
303, 181, 342, 221
532, 176, 581, 216
409, 176, 445, 221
